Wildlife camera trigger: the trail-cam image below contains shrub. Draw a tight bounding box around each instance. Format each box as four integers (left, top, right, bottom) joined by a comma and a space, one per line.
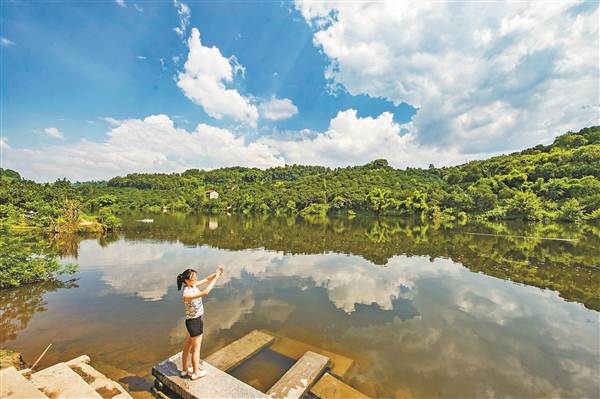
98, 208, 122, 231
558, 199, 585, 222
300, 203, 330, 217
505, 191, 543, 220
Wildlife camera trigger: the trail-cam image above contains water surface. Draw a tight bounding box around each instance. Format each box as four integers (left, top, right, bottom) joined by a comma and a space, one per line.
2, 214, 599, 398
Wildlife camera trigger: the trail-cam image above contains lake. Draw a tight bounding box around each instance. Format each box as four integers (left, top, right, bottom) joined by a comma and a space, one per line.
1, 214, 599, 398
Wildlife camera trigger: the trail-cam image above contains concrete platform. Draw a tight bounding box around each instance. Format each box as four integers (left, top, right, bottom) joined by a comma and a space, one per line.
30, 362, 103, 399
266, 351, 329, 399
310, 373, 370, 399
206, 330, 276, 372
0, 367, 48, 399
152, 352, 269, 399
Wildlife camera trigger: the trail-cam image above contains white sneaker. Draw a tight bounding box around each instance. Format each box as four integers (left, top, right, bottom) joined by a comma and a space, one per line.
189, 370, 207, 380
180, 367, 193, 377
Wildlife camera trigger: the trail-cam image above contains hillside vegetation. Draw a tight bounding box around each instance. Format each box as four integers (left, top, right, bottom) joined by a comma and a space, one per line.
1, 126, 599, 226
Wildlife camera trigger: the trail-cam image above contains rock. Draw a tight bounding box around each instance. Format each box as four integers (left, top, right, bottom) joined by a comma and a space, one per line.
0, 349, 26, 370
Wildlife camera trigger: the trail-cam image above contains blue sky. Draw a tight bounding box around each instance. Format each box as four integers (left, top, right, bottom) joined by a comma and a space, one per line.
1, 1, 598, 181
2, 1, 413, 146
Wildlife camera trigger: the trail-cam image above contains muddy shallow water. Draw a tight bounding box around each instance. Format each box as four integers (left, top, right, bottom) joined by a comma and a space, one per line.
2, 214, 599, 398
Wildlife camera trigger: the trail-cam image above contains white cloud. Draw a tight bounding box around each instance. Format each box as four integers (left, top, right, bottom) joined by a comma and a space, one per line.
3, 114, 283, 181
5, 109, 481, 181
294, 2, 336, 27
133, 3, 143, 12
1, 37, 16, 47
259, 109, 473, 168
259, 97, 299, 121
43, 127, 65, 140
137, 55, 146, 60
228, 55, 246, 78
295, 1, 600, 153
177, 28, 259, 126
115, 0, 126, 8
101, 116, 121, 126
173, 0, 191, 38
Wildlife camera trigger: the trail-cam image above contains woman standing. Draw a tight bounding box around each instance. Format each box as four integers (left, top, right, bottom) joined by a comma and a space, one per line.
176, 266, 224, 380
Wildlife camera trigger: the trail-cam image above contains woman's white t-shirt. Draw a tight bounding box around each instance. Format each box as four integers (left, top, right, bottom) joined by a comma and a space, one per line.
182, 285, 204, 319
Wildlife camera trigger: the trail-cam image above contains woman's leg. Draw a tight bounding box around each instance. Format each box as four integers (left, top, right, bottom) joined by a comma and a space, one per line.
181, 335, 192, 372
191, 334, 203, 374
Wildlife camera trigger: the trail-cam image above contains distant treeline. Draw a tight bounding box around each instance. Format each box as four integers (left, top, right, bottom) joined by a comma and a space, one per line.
1, 126, 599, 226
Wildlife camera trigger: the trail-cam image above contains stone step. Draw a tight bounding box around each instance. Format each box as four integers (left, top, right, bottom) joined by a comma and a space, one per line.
265, 330, 354, 378
205, 329, 276, 372
0, 367, 49, 399
266, 351, 330, 399
310, 372, 371, 399
66, 357, 133, 399
152, 352, 270, 399
30, 362, 103, 399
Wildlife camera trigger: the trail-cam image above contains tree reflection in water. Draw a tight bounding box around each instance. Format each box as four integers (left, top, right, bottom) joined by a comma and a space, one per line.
0, 278, 78, 342
118, 213, 600, 310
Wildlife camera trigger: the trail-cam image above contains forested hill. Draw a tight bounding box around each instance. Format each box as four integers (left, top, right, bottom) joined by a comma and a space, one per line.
1, 126, 599, 223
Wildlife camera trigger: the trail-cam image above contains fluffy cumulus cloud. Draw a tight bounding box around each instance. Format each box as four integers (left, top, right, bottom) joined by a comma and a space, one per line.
4, 109, 479, 181
261, 108, 473, 168
294, 1, 599, 153
259, 97, 299, 121
177, 28, 259, 126
3, 114, 283, 181
43, 127, 65, 140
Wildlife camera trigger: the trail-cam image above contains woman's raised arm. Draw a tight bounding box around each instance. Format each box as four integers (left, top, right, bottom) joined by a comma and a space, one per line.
195, 266, 224, 286
195, 272, 216, 286
184, 268, 223, 301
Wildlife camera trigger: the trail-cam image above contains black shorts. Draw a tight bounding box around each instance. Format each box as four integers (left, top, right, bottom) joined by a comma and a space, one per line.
185, 316, 204, 337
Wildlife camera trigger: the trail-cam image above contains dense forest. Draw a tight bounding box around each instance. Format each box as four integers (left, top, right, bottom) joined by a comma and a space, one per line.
2, 126, 598, 226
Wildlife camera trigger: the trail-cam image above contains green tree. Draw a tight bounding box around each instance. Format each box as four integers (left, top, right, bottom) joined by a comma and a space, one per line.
558, 199, 585, 222
505, 191, 543, 220
467, 185, 497, 212
367, 188, 393, 214
98, 208, 122, 230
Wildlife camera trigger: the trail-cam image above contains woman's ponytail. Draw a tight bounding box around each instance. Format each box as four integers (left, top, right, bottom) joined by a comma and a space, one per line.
177, 268, 196, 290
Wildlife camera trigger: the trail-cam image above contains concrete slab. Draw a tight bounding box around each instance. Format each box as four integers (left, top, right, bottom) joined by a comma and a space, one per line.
265, 331, 353, 378
310, 373, 370, 399
30, 362, 103, 399
266, 351, 329, 399
152, 352, 269, 399
0, 367, 48, 399
206, 330, 276, 372
67, 358, 133, 399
